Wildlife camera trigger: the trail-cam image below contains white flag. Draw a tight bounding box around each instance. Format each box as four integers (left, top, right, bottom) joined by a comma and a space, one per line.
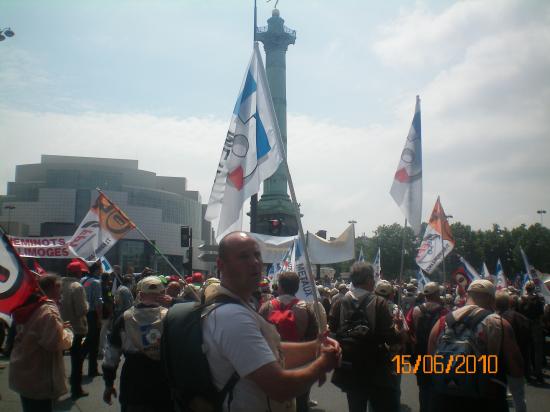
495, 258, 507, 290
357, 247, 365, 263
292, 239, 317, 302
205, 43, 283, 242
390, 96, 423, 235
373, 247, 381, 283
416, 197, 455, 274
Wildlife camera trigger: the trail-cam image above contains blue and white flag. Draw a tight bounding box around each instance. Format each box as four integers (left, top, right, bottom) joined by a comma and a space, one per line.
520, 247, 550, 303
205, 43, 283, 242
390, 96, 423, 235
495, 258, 507, 290
267, 242, 294, 285
480, 262, 491, 279
458, 256, 482, 282
416, 269, 430, 293
373, 247, 382, 283
357, 247, 365, 263
100, 256, 113, 273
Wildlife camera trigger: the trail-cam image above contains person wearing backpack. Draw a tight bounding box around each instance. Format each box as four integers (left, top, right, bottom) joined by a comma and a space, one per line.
427, 279, 524, 412
102, 276, 173, 412
259, 271, 319, 412
162, 232, 341, 412
518, 280, 545, 384
410, 282, 446, 412
329, 262, 401, 412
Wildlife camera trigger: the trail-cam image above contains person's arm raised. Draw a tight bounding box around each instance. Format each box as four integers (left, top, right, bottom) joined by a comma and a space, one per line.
246, 346, 339, 403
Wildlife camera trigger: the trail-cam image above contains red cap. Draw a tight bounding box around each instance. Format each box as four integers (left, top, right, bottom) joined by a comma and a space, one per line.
192, 272, 204, 283
67, 261, 83, 277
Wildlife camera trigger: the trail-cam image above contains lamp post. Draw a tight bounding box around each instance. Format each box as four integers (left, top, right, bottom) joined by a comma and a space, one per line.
4, 205, 15, 234
0, 27, 15, 42
537, 210, 546, 225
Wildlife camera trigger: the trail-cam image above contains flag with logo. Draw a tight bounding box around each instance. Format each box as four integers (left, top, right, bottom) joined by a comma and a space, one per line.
373, 247, 382, 283
205, 43, 284, 242
520, 247, 550, 303
415, 197, 455, 274
0, 230, 40, 315
68, 193, 136, 264
495, 258, 507, 290
390, 95, 423, 235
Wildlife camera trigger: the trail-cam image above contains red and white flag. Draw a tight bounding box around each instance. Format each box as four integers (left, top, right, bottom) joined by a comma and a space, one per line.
390, 95, 423, 235
416, 197, 455, 274
0, 231, 40, 315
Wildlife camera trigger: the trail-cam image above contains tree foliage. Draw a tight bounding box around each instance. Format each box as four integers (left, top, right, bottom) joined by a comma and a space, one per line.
333, 222, 550, 283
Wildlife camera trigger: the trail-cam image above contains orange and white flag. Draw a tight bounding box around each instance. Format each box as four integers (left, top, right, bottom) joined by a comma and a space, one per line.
415, 196, 455, 274
68, 193, 135, 264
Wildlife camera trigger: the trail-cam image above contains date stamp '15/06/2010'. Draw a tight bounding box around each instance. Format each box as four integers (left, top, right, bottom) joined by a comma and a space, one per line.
391, 354, 498, 375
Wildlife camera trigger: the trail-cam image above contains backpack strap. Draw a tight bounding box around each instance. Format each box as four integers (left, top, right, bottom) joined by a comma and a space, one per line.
280, 298, 300, 311
270, 298, 281, 311
446, 308, 491, 329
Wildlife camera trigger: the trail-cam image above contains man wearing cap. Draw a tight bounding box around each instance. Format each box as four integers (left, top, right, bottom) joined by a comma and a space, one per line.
202, 232, 341, 412
401, 283, 417, 316
410, 282, 446, 412
102, 276, 172, 412
427, 279, 524, 412
61, 261, 89, 399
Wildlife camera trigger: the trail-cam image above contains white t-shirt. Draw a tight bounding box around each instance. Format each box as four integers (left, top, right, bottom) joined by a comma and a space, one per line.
202, 303, 277, 412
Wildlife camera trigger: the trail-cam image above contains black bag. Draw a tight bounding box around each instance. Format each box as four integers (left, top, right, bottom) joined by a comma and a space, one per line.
161, 298, 240, 412
335, 293, 378, 365
414, 304, 445, 356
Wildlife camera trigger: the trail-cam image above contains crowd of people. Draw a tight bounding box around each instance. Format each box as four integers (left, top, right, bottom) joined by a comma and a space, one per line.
1, 231, 549, 412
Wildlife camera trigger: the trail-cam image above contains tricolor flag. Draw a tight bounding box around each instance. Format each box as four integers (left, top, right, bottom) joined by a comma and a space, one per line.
390, 95, 423, 235
68, 193, 136, 264
415, 197, 455, 274
0, 230, 40, 315
373, 247, 382, 283
495, 258, 507, 290
205, 43, 283, 242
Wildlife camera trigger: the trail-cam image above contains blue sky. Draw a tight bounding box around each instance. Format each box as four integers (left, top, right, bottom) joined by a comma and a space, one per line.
1, 0, 549, 239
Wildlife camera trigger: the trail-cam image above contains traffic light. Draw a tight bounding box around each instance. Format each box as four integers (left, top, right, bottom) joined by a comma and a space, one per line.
268, 218, 283, 236
181, 226, 192, 247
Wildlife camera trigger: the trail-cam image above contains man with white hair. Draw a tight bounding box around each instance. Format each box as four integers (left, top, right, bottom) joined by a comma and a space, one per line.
428, 279, 523, 412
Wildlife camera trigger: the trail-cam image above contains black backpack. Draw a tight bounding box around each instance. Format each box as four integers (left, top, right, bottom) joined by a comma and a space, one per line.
432, 309, 496, 398
414, 304, 445, 357
335, 293, 378, 365
160, 298, 241, 412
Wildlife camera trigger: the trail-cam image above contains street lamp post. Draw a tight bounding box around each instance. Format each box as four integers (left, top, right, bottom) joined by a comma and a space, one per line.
4, 205, 16, 234
537, 210, 546, 225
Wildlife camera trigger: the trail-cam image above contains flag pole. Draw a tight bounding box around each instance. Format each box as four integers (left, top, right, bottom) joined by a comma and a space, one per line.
440, 233, 446, 285
254, 45, 325, 333
95, 189, 201, 301
398, 218, 407, 308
